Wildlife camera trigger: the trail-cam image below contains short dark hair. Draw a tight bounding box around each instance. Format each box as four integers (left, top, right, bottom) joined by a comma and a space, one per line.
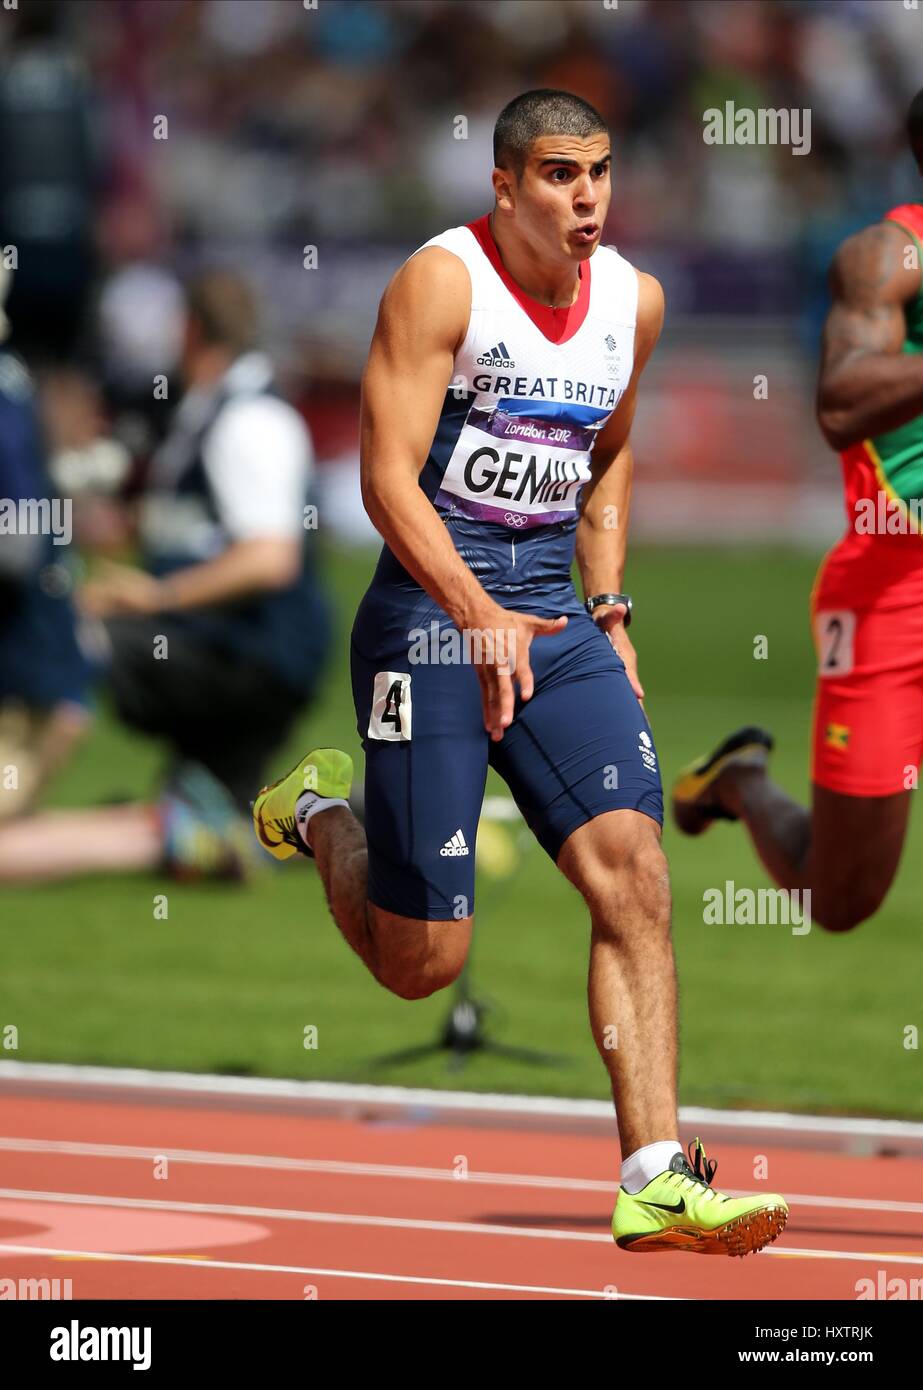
493, 89, 608, 177
184, 270, 260, 355
909, 87, 923, 157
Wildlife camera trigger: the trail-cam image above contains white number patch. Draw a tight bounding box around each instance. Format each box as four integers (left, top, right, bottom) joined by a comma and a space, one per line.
368, 671, 412, 741
814, 610, 855, 677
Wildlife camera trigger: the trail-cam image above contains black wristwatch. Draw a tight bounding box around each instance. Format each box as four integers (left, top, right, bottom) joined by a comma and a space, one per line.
585, 593, 633, 626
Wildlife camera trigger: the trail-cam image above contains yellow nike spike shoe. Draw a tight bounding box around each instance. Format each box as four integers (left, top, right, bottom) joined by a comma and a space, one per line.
672, 726, 774, 836
251, 748, 353, 861
612, 1138, 788, 1256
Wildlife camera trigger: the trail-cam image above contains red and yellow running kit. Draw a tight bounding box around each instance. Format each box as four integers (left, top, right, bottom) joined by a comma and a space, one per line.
812, 202, 923, 796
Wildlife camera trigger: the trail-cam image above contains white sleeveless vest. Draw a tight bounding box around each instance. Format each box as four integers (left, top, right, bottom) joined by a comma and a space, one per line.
414, 220, 638, 531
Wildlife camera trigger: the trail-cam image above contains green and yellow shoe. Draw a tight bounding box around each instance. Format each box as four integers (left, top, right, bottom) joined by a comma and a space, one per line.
672, 725, 774, 836
612, 1138, 788, 1257
251, 748, 353, 861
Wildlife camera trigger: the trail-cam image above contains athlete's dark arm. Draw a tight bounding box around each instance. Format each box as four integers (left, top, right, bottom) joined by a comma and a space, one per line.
575, 271, 664, 699
816, 222, 923, 450
360, 247, 566, 741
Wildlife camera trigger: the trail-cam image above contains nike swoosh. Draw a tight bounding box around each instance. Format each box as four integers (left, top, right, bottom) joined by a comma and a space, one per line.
640, 1198, 685, 1214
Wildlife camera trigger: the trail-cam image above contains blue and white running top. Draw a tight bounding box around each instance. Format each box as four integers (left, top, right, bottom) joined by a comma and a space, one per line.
352, 218, 660, 921
369, 213, 639, 612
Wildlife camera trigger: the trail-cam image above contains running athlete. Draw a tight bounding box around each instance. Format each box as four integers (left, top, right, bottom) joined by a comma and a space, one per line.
672, 90, 923, 935
254, 90, 788, 1255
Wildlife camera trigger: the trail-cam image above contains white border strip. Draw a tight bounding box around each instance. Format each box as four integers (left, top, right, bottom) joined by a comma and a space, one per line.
1, 1061, 922, 1152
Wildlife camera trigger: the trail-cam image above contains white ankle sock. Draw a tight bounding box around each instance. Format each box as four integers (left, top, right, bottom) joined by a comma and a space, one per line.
620, 1139, 682, 1194
294, 790, 351, 846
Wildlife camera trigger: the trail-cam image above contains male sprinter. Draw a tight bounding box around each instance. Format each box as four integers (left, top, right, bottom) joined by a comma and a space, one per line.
673, 90, 923, 935
255, 91, 788, 1255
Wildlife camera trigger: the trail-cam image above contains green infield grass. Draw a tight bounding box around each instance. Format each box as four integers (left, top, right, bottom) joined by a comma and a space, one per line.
2, 543, 919, 1118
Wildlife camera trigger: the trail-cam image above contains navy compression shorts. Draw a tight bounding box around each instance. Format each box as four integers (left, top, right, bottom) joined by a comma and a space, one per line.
350, 585, 663, 921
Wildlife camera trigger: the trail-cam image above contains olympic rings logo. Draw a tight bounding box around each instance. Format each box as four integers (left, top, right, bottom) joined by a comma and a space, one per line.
504, 512, 528, 528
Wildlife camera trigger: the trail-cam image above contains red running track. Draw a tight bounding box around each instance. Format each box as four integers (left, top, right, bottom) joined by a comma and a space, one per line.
1, 1082, 922, 1300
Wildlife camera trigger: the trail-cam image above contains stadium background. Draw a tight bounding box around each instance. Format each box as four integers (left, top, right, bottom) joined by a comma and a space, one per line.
1, 0, 921, 1118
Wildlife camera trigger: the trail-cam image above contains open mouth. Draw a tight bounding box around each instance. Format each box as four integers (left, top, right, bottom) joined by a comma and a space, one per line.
573, 223, 599, 243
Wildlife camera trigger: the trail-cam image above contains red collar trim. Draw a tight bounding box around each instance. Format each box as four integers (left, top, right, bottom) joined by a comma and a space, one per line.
466, 214, 591, 345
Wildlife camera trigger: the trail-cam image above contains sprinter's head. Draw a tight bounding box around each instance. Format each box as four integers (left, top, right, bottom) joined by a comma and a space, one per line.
492, 90, 610, 264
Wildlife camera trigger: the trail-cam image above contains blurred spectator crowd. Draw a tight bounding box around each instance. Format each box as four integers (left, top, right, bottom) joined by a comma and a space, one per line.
2, 0, 916, 563
2, 0, 923, 389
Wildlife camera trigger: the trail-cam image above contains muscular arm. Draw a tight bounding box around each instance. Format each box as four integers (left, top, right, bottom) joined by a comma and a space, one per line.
816, 222, 923, 450
575, 272, 664, 605
360, 248, 496, 632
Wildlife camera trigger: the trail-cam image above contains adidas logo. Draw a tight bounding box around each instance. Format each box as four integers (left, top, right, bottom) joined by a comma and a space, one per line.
439, 829, 469, 857
476, 342, 515, 368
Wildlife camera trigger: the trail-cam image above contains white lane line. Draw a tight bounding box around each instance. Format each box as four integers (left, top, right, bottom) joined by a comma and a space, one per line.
766, 1247, 923, 1266
0, 1137, 920, 1217
1, 1190, 921, 1267
0, 1137, 611, 1189
2, 1060, 921, 1150
0, 1245, 675, 1299
763, 1191, 923, 1215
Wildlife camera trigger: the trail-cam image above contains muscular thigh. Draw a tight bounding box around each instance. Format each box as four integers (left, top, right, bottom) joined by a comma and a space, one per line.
557, 804, 670, 926
351, 592, 489, 923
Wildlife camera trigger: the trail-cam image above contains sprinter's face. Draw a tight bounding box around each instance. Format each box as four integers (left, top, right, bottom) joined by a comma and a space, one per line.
496, 133, 611, 264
